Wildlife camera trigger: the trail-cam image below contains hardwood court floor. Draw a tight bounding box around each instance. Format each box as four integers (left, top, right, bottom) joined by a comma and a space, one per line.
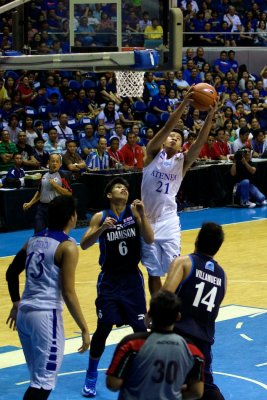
1, 209, 267, 349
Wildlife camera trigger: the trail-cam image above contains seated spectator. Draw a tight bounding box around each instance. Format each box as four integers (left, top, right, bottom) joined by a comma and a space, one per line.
256, 20, 267, 46
22, 116, 40, 148
213, 50, 232, 79
223, 5, 243, 33
232, 126, 251, 153
224, 119, 237, 143
143, 72, 159, 101
60, 89, 77, 117
33, 137, 49, 169
87, 88, 102, 118
16, 131, 40, 170
86, 137, 110, 170
0, 77, 8, 108
4, 75, 16, 99
111, 123, 127, 149
193, 47, 207, 72
45, 74, 62, 103
238, 21, 256, 46
150, 84, 172, 116
174, 71, 190, 93
79, 124, 98, 158
181, 0, 199, 14
94, 12, 115, 46
186, 67, 202, 86
96, 76, 121, 106
118, 100, 141, 127
108, 136, 125, 168
164, 71, 179, 93
62, 139, 86, 173
168, 89, 180, 111
250, 128, 267, 157
16, 75, 38, 106
137, 11, 152, 32
44, 127, 64, 155
95, 124, 108, 140
98, 101, 120, 132
0, 130, 17, 171
73, 88, 90, 120
199, 22, 216, 46
2, 99, 15, 122
55, 113, 74, 150
46, 93, 61, 119
119, 131, 144, 169
230, 146, 266, 207
215, 21, 233, 47
210, 127, 230, 160
183, 132, 197, 152
6, 114, 22, 143
144, 18, 163, 48
182, 59, 195, 83
5, 152, 25, 180
199, 134, 216, 159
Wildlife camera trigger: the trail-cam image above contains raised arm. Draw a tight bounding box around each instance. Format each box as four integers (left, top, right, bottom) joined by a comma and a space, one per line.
59, 241, 90, 353
131, 200, 154, 244
80, 212, 116, 249
144, 88, 194, 165
183, 103, 217, 175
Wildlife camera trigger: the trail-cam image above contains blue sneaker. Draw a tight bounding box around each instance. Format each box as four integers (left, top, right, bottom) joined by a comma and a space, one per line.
82, 376, 97, 397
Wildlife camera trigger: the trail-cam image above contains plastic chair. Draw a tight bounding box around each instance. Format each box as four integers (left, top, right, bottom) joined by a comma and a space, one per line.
68, 80, 82, 91
82, 79, 96, 90
79, 116, 94, 127
49, 119, 60, 128
133, 100, 147, 112
67, 117, 79, 130
38, 105, 48, 120
160, 112, 170, 123
144, 112, 159, 126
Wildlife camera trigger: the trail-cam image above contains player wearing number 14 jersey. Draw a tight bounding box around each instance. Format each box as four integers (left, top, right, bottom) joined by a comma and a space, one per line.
163, 222, 226, 400
141, 88, 218, 294
80, 177, 154, 397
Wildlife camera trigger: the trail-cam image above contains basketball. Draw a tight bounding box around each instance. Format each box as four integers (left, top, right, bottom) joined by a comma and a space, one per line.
191, 83, 217, 111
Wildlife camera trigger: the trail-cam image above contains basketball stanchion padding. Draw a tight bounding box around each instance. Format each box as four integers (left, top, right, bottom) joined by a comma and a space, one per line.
133, 49, 160, 70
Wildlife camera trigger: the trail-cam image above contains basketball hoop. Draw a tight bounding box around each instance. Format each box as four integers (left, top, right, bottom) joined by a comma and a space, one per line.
115, 70, 145, 97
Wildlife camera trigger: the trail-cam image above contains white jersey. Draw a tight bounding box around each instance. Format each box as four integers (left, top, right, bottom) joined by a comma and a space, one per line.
19, 231, 74, 312
141, 150, 184, 221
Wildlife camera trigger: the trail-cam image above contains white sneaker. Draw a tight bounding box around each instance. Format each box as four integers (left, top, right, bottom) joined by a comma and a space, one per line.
245, 201, 256, 208
261, 200, 267, 206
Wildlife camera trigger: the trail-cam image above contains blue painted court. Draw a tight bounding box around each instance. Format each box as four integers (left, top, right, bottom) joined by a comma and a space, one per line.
1, 206, 267, 400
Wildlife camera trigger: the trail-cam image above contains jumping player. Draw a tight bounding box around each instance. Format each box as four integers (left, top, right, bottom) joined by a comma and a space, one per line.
6, 196, 90, 400
141, 88, 218, 294
80, 177, 154, 397
106, 290, 205, 400
163, 222, 226, 400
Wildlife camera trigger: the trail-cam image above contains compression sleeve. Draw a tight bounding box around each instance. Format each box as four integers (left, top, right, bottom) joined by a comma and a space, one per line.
6, 249, 27, 302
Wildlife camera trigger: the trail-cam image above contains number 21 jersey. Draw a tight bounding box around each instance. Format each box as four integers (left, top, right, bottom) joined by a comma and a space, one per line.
141, 150, 184, 220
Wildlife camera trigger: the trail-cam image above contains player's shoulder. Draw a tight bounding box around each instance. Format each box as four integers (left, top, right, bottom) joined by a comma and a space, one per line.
118, 331, 150, 350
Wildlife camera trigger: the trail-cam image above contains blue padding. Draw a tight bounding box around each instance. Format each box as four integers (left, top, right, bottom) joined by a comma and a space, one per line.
134, 49, 160, 70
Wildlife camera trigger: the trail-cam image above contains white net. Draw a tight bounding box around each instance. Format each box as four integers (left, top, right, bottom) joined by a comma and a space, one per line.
115, 70, 145, 97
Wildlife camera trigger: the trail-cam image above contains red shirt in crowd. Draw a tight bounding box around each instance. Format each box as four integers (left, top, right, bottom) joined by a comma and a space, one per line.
119, 143, 144, 168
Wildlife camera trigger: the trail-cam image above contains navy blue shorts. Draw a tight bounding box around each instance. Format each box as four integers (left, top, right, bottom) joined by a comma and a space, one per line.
95, 269, 147, 331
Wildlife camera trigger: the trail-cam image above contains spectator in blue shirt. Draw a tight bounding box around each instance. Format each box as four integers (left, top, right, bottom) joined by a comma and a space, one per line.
150, 84, 172, 115
5, 153, 25, 179
213, 50, 232, 79
86, 137, 110, 170
79, 124, 98, 159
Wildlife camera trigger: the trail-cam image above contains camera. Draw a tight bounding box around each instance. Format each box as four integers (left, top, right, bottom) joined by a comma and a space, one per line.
234, 149, 246, 161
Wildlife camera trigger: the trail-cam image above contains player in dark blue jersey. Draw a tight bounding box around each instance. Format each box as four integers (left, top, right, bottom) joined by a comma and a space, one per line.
163, 222, 226, 400
80, 177, 154, 398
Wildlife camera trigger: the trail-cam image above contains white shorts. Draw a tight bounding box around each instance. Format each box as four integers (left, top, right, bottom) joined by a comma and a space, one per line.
141, 214, 181, 277
17, 308, 65, 390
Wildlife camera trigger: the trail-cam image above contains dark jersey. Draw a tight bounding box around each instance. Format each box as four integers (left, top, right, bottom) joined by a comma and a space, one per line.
175, 253, 226, 344
107, 331, 204, 400
99, 205, 141, 274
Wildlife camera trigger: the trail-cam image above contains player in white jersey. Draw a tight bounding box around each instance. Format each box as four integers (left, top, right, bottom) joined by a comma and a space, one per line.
141, 87, 218, 294
6, 196, 90, 400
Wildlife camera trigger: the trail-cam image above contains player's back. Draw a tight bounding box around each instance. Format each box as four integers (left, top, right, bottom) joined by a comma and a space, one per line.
19, 231, 71, 312
119, 332, 194, 400
141, 150, 184, 220
175, 253, 226, 343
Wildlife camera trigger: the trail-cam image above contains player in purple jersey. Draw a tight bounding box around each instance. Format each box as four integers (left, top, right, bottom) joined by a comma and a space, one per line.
164, 222, 226, 400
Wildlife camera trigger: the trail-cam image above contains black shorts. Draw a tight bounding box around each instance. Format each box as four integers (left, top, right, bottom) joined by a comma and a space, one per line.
95, 269, 147, 331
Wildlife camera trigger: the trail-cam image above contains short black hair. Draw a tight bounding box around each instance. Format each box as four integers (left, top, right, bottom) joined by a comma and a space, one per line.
239, 126, 250, 136
104, 177, 129, 198
149, 290, 181, 329
48, 196, 76, 231
195, 222, 224, 256
34, 137, 45, 144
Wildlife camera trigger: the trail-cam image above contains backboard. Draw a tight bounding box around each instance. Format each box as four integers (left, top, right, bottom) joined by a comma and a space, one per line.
0, 0, 183, 72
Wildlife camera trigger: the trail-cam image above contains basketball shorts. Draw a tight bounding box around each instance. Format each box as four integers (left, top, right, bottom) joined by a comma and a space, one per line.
17, 308, 65, 390
141, 214, 181, 276
95, 270, 147, 331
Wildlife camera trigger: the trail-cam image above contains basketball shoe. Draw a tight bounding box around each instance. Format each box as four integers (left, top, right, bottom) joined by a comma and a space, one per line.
82, 376, 97, 397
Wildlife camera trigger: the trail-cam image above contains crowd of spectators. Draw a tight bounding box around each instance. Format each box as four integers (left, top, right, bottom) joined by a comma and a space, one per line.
0, 46, 267, 182
1, 0, 267, 54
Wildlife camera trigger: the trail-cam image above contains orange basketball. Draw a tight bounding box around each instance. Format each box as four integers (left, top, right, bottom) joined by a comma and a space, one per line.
191, 83, 217, 111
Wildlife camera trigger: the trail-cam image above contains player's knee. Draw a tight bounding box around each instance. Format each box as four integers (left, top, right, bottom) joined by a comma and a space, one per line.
90, 324, 113, 358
